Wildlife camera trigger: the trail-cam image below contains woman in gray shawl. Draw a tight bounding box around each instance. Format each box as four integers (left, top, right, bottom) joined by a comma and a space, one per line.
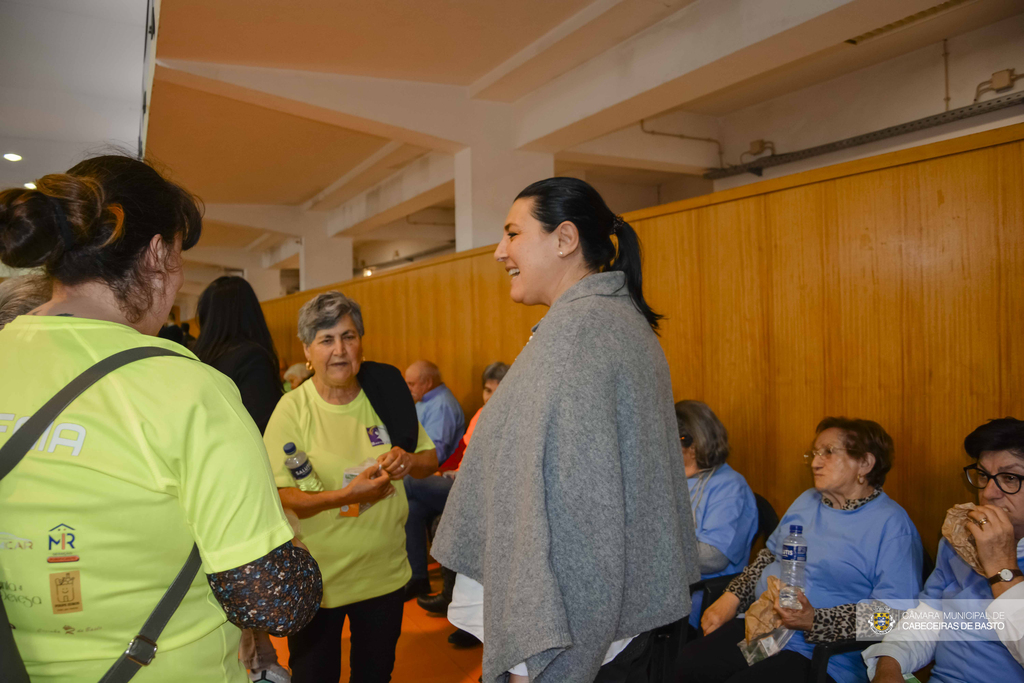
432, 177, 700, 683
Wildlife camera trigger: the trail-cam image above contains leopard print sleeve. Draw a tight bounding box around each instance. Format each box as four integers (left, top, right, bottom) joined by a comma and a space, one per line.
207, 541, 322, 637
807, 603, 858, 643
726, 548, 776, 612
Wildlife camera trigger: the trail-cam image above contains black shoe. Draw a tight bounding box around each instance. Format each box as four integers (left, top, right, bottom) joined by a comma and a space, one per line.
448, 628, 482, 648
417, 566, 456, 614
417, 590, 451, 615
402, 577, 432, 602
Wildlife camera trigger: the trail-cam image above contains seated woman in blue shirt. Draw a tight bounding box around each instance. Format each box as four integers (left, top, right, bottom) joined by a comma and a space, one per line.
678, 417, 924, 683
863, 417, 1024, 683
677, 400, 758, 631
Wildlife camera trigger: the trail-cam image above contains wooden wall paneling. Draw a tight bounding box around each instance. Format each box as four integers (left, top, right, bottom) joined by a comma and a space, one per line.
997, 142, 1024, 418
909, 147, 1009, 551
633, 212, 705, 403
694, 197, 772, 505
764, 184, 828, 514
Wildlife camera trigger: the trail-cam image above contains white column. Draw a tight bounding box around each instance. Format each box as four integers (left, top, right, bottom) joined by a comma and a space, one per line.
301, 234, 353, 291
246, 267, 283, 302
454, 146, 554, 251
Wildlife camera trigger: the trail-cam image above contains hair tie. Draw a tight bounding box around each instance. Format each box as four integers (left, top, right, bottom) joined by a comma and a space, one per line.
45, 195, 76, 248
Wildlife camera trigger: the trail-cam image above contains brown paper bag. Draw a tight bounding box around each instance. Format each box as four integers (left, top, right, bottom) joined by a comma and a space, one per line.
941, 503, 984, 574
745, 575, 784, 643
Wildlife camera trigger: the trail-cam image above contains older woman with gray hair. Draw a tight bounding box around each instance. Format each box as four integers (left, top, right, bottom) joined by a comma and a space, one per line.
676, 400, 758, 631
263, 290, 438, 683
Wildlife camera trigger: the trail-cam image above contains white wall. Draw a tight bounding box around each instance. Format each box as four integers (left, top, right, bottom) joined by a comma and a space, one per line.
713, 13, 1024, 191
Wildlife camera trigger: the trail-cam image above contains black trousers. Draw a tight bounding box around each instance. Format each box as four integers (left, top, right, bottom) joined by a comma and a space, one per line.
675, 618, 835, 683
287, 587, 404, 683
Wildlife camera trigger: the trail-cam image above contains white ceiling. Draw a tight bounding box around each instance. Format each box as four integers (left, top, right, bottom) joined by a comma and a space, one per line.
0, 0, 148, 189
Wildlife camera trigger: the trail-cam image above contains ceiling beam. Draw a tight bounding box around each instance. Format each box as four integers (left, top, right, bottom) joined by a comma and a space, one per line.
203, 204, 327, 236
513, 0, 940, 152
155, 61, 490, 153
469, 0, 697, 102
326, 152, 456, 237
301, 141, 429, 211
558, 111, 721, 174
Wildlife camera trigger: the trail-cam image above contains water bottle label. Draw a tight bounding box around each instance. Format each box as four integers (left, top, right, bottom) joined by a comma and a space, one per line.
781, 544, 806, 562
289, 460, 313, 480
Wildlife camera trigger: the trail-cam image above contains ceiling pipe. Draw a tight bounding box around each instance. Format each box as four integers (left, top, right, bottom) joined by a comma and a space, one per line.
703, 90, 1024, 181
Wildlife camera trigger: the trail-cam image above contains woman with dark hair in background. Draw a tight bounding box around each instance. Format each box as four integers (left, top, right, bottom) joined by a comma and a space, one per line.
433, 177, 700, 683
195, 275, 283, 435
0, 155, 320, 682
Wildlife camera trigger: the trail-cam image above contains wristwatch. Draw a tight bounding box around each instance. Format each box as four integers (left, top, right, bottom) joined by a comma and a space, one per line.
987, 568, 1024, 586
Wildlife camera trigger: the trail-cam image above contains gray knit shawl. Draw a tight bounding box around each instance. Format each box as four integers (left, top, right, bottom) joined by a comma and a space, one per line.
432, 272, 700, 683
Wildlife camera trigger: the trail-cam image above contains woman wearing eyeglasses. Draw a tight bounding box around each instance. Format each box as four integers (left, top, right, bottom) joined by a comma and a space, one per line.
679, 417, 924, 683
863, 417, 1024, 682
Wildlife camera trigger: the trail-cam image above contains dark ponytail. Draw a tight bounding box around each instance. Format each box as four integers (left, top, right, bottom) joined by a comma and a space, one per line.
515, 177, 663, 332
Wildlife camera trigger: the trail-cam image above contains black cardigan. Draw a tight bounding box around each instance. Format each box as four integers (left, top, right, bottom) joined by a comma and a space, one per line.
356, 361, 419, 453
208, 342, 282, 435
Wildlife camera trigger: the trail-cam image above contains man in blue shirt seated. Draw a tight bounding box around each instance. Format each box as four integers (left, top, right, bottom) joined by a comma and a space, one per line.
402, 360, 467, 600
405, 360, 466, 465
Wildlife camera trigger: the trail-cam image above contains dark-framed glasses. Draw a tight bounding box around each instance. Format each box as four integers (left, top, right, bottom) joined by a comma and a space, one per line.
803, 445, 857, 464
963, 464, 1023, 495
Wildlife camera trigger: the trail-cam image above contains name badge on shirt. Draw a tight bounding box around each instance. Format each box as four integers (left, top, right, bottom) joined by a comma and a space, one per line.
366, 425, 391, 448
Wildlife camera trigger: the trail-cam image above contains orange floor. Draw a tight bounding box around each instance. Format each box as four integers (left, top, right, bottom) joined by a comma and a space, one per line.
271, 564, 482, 683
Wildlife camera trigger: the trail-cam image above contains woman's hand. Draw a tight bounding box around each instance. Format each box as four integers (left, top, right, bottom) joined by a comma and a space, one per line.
773, 590, 815, 631
701, 591, 740, 635
378, 447, 415, 480
967, 504, 1019, 578
345, 464, 394, 504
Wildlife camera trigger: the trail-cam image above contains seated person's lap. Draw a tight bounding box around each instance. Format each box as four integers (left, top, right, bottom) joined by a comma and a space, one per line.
676, 619, 833, 683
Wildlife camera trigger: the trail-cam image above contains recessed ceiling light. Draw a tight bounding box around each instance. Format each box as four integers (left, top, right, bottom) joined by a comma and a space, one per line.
24, 182, 36, 189
4, 153, 22, 162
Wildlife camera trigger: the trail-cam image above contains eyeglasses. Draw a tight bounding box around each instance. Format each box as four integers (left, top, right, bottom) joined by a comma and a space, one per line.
803, 446, 858, 464
963, 464, 1024, 495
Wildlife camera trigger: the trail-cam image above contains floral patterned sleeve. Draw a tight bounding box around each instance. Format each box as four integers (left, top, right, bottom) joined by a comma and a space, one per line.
725, 548, 775, 612
207, 541, 322, 636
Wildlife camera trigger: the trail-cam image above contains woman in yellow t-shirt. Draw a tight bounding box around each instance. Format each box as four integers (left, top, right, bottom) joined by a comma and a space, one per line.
263, 290, 438, 683
0, 155, 322, 683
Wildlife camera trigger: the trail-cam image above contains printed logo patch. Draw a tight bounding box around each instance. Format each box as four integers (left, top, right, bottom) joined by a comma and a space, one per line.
49, 571, 83, 614
366, 425, 391, 447
47, 524, 79, 564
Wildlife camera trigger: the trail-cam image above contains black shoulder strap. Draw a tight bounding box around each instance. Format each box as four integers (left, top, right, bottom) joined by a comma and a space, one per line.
0, 346, 200, 683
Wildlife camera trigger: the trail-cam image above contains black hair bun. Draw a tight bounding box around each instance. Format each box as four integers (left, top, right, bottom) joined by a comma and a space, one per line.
0, 188, 65, 268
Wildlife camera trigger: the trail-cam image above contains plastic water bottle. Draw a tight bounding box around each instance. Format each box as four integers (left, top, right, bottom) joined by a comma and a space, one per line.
284, 443, 324, 492
779, 524, 807, 609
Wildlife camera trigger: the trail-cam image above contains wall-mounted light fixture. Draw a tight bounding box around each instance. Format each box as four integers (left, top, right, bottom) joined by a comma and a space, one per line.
4, 153, 23, 162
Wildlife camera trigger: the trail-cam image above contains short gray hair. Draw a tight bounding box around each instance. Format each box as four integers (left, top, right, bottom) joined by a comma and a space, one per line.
482, 361, 509, 385
675, 400, 730, 469
0, 273, 52, 330
297, 291, 364, 345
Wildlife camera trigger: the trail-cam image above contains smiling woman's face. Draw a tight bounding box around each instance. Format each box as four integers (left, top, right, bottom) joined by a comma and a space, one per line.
494, 198, 563, 306
304, 315, 362, 390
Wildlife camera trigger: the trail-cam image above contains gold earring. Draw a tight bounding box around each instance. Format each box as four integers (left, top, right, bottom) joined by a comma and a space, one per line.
306, 361, 313, 371
858, 475, 865, 484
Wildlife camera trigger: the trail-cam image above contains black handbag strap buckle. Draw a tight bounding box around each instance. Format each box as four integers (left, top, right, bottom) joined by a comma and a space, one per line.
125, 635, 158, 666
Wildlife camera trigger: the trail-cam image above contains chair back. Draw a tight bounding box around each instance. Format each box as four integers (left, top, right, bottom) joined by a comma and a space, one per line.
754, 493, 779, 545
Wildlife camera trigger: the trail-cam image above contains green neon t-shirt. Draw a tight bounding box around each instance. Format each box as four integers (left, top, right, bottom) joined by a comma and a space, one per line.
264, 379, 434, 607
0, 316, 295, 683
